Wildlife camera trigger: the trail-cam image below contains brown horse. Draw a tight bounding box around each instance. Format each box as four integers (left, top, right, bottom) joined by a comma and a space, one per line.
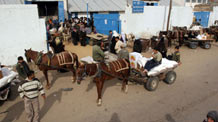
76, 59, 130, 106
25, 49, 79, 89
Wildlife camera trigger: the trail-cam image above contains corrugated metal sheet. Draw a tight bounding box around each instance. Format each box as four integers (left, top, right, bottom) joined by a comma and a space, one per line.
159, 0, 180, 6
68, 0, 126, 12
0, 0, 24, 4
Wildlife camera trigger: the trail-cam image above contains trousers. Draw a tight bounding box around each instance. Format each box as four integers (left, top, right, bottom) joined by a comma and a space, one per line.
24, 97, 40, 122
144, 59, 161, 71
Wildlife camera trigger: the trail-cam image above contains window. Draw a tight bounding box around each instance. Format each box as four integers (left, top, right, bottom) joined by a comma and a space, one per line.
198, 0, 202, 3
192, 0, 197, 3
203, 0, 207, 3
186, 0, 190, 2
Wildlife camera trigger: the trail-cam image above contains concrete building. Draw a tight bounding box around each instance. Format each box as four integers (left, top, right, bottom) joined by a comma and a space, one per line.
24, 0, 68, 22
0, 5, 47, 65
185, 0, 209, 8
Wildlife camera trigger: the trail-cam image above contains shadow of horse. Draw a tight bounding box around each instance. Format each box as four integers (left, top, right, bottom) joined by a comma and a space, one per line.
108, 113, 122, 122
40, 89, 63, 120
38, 71, 72, 88
0, 101, 24, 122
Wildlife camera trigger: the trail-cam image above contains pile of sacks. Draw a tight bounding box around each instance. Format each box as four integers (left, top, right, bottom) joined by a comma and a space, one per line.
80, 51, 118, 64
0, 67, 18, 88
129, 52, 178, 76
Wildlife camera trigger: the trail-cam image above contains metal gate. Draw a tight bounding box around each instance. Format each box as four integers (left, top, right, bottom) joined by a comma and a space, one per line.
93, 13, 121, 35
194, 11, 210, 28
58, 1, 65, 22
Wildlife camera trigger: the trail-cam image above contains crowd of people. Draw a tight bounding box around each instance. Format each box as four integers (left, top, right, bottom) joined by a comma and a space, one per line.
46, 17, 96, 54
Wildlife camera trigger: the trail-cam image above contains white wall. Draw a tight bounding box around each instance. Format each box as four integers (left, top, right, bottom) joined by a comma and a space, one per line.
120, 6, 193, 37
0, 5, 47, 66
208, 7, 218, 26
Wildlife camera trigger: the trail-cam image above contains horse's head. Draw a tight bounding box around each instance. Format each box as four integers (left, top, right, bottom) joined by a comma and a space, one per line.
24, 49, 33, 63
76, 64, 87, 84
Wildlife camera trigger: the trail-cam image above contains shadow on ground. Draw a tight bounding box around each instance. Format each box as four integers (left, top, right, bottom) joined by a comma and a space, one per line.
109, 113, 121, 122
0, 101, 24, 122
165, 114, 176, 122
40, 89, 63, 120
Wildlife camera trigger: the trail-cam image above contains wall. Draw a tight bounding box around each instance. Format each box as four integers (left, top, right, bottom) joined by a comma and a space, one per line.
208, 6, 218, 26
120, 6, 193, 37
0, 5, 47, 65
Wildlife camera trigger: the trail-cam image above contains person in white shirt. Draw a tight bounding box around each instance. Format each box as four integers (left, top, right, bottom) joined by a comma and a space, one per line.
115, 37, 124, 54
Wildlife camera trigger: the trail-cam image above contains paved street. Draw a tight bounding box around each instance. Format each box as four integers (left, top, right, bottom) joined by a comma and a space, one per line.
1, 44, 218, 122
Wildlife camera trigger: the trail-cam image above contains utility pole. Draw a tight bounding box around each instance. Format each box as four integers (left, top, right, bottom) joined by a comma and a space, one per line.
166, 0, 172, 31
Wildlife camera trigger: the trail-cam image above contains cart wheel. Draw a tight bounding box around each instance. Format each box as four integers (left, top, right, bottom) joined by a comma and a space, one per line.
164, 71, 177, 84
145, 76, 159, 91
189, 43, 197, 49
204, 43, 211, 49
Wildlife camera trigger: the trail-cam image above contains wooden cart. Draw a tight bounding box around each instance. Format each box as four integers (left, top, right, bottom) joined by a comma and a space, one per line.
185, 38, 214, 49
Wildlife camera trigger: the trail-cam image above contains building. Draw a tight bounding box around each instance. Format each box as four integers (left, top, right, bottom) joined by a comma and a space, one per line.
185, 0, 209, 8
68, 0, 127, 34
24, 0, 68, 22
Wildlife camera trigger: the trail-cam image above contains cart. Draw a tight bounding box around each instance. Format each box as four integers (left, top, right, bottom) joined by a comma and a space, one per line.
0, 67, 18, 101
129, 65, 177, 91
128, 52, 178, 91
185, 38, 214, 49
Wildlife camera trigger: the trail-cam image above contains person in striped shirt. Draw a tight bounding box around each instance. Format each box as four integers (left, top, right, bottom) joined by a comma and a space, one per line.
18, 70, 46, 122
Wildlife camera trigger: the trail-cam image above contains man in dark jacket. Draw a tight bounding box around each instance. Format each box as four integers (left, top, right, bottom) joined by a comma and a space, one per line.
71, 27, 79, 45
16, 56, 30, 80
80, 28, 87, 46
133, 39, 142, 53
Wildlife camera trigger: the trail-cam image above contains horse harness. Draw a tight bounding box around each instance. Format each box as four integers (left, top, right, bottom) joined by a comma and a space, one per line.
97, 59, 130, 79
35, 52, 53, 66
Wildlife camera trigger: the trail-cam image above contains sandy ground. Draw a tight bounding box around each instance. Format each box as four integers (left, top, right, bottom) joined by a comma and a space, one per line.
1, 42, 218, 122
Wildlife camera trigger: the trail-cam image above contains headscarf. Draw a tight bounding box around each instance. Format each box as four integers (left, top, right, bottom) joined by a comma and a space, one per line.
121, 32, 126, 44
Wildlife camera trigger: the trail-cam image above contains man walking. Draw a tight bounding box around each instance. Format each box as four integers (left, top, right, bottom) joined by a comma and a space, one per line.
18, 70, 46, 122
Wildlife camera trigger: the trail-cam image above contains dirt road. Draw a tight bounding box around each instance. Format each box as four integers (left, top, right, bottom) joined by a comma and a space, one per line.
1, 43, 218, 122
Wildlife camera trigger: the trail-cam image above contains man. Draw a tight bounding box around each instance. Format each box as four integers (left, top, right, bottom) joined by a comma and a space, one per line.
80, 28, 87, 46
133, 38, 142, 53
93, 41, 105, 62
118, 43, 129, 60
115, 37, 124, 54
168, 46, 181, 64
18, 70, 46, 122
157, 34, 168, 58
108, 30, 113, 51
71, 27, 79, 45
16, 56, 30, 80
143, 47, 162, 73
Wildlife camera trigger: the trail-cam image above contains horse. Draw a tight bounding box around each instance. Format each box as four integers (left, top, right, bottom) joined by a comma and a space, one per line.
76, 59, 130, 106
25, 49, 79, 89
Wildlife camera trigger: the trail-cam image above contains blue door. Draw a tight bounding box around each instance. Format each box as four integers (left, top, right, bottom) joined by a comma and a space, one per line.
58, 1, 65, 22
93, 13, 121, 35
194, 11, 210, 27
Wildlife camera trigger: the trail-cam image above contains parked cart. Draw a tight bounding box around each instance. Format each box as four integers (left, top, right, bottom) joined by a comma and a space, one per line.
185, 38, 214, 49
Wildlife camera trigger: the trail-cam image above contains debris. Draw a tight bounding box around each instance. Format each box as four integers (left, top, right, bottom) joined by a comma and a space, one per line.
61, 88, 73, 91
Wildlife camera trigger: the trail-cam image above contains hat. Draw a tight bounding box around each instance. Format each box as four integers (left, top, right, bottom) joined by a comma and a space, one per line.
112, 31, 119, 37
